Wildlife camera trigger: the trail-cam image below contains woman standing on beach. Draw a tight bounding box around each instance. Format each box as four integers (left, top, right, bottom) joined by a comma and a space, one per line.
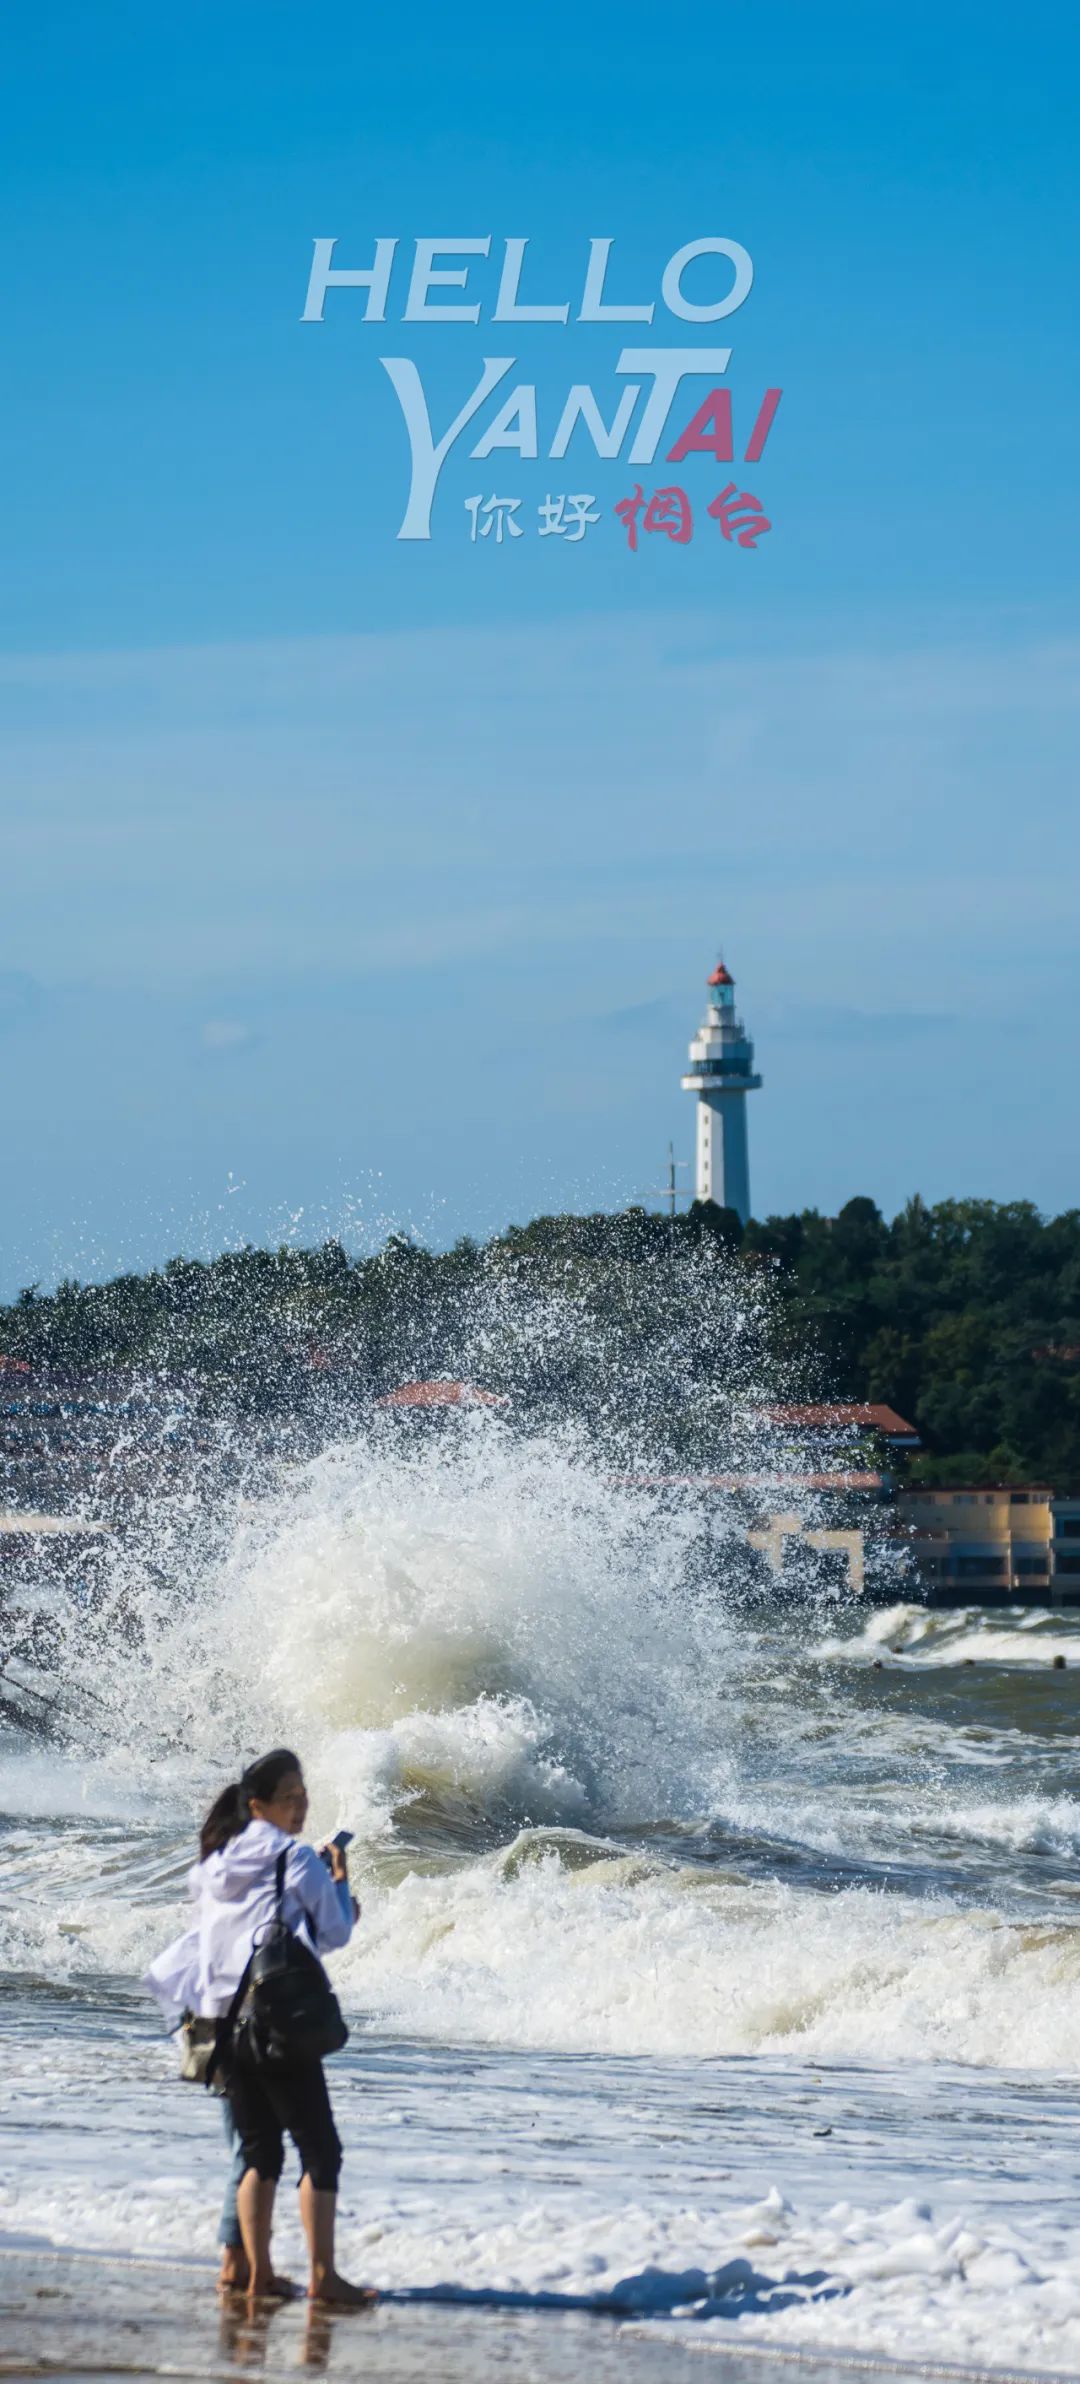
146, 1748, 375, 2308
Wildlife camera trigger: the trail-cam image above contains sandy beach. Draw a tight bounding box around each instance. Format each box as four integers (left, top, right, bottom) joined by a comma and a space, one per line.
9, 2243, 1068, 2384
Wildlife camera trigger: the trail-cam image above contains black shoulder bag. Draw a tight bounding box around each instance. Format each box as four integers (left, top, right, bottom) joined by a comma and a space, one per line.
208, 1851, 349, 2084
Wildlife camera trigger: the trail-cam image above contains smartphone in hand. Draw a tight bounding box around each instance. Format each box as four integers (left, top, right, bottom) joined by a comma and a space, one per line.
320, 1828, 354, 1870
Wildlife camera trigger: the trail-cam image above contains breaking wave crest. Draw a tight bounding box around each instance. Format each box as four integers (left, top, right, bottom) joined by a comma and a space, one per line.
821, 1599, 1080, 1669
50, 1413, 753, 1843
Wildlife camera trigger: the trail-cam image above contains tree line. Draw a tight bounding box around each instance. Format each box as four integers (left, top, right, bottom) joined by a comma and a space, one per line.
3, 1194, 1080, 1487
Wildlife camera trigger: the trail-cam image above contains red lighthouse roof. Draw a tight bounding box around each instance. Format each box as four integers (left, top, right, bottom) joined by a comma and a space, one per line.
707, 963, 734, 988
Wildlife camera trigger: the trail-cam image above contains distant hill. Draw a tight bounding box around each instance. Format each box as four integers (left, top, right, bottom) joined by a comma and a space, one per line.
2, 1195, 1079, 1489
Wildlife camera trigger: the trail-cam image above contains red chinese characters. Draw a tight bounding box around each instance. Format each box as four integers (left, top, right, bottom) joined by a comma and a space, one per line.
707, 483, 771, 548
615, 481, 771, 551
615, 483, 694, 550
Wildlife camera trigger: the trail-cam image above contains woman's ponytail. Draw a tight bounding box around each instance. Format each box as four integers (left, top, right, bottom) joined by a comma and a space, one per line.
198, 1781, 249, 1861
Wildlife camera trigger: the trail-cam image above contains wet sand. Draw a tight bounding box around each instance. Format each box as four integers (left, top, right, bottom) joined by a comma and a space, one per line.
2, 2246, 1073, 2384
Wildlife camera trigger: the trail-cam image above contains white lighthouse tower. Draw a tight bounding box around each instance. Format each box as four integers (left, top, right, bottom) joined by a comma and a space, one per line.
681, 959, 762, 1222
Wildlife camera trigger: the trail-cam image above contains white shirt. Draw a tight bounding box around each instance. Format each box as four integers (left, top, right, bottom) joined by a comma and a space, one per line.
143, 1817, 354, 2020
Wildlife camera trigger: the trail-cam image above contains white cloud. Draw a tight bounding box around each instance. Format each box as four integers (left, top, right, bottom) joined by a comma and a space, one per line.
1, 609, 1077, 1001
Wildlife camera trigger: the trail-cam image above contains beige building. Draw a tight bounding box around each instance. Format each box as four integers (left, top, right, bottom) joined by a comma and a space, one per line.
897, 1486, 1054, 1602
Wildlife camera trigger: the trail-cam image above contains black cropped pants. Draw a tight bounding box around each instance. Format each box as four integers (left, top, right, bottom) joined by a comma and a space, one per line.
226, 2054, 342, 2193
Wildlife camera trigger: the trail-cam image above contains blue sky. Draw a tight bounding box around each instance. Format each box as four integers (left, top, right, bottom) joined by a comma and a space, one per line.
2, 2, 1078, 1293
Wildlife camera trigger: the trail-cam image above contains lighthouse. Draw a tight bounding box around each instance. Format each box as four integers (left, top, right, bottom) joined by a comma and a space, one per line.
681, 960, 762, 1223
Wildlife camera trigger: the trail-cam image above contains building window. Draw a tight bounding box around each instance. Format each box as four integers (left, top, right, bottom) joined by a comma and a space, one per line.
1010, 1492, 1029, 1505
1058, 1519, 1080, 1539
954, 1556, 1007, 1579
1055, 1553, 1080, 1576
1014, 1558, 1048, 1576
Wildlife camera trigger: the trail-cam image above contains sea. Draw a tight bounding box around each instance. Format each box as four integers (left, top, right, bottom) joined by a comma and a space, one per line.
3, 1404, 1080, 2375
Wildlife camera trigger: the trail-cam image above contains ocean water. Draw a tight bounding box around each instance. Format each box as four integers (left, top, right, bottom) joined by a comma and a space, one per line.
3, 1408, 1080, 2372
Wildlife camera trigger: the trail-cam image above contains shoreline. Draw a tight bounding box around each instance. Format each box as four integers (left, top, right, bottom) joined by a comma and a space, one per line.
4, 2245, 1077, 2384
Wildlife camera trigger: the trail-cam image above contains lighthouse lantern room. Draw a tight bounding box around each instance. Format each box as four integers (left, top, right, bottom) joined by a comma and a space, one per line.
680, 960, 762, 1223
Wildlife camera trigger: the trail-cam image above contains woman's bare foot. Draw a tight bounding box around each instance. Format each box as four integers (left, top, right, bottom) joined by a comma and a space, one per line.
245, 2265, 282, 2304
218, 2238, 293, 2295
308, 2271, 378, 2307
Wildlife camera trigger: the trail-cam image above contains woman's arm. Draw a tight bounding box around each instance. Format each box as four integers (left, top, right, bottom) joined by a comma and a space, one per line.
288, 1841, 355, 1951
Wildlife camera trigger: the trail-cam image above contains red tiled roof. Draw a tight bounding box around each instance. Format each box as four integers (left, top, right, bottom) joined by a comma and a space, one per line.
762, 1403, 919, 1441
707, 963, 734, 987
375, 1380, 508, 1408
